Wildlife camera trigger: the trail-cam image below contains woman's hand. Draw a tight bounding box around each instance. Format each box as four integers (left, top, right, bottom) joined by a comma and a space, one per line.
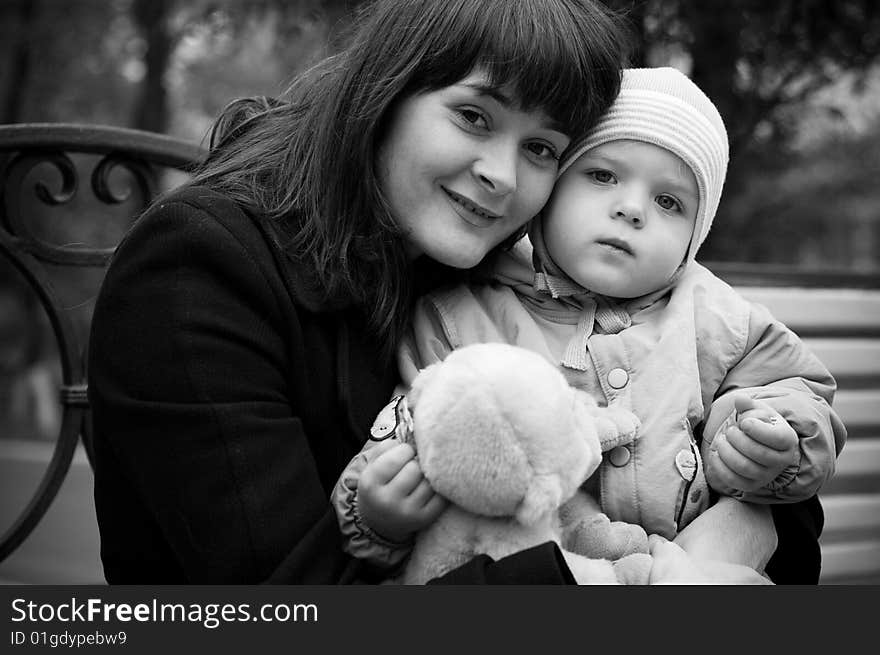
674, 496, 777, 571
706, 395, 799, 493
648, 535, 772, 584
358, 440, 448, 543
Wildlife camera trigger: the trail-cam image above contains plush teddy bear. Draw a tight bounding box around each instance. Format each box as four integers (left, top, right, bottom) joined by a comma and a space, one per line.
397, 342, 652, 585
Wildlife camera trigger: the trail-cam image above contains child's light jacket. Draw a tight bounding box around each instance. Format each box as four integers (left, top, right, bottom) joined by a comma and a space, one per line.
399, 241, 846, 538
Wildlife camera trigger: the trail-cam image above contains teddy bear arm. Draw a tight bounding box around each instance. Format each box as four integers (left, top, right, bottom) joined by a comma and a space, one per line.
559, 491, 649, 560
581, 403, 641, 451
400, 509, 479, 585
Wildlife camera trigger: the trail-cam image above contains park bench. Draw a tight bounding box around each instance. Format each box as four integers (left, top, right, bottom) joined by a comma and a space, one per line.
0, 123, 878, 584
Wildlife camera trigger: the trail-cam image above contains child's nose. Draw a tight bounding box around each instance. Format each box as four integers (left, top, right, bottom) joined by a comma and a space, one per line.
612, 199, 645, 228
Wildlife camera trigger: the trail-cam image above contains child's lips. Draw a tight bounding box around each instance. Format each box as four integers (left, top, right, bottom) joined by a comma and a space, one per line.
596, 238, 634, 255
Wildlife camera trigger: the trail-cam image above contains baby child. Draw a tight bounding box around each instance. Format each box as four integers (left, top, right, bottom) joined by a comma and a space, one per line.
333, 67, 847, 571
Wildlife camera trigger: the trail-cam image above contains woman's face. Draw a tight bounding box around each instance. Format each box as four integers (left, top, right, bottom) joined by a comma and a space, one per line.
377, 70, 570, 269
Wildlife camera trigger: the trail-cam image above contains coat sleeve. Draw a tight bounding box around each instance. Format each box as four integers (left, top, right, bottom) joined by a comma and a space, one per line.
331, 399, 416, 569
702, 301, 847, 503
89, 197, 361, 583
427, 542, 577, 585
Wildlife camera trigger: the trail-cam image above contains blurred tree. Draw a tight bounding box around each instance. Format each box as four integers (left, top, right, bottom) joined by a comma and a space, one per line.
132, 0, 174, 132
608, 0, 880, 154
0, 0, 139, 126
0, 0, 36, 124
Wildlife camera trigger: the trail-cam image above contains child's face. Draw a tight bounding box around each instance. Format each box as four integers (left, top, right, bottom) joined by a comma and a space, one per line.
378, 69, 570, 269
542, 140, 698, 298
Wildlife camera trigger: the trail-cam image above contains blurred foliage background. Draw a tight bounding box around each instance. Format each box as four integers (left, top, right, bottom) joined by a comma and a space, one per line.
2, 0, 879, 271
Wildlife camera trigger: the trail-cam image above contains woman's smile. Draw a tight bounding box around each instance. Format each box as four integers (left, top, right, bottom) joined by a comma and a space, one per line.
442, 186, 503, 228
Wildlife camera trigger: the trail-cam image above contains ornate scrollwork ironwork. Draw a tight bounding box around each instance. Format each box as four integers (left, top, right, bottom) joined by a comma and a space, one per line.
33, 152, 78, 206
91, 153, 156, 205
0, 123, 205, 564
1, 150, 156, 267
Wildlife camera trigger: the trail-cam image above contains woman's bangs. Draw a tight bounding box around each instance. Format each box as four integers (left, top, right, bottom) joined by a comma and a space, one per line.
482, 46, 593, 138
474, 11, 602, 138
404, 0, 619, 140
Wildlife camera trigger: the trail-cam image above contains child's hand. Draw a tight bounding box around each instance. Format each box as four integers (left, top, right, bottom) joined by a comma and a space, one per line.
706, 395, 799, 493
358, 441, 448, 543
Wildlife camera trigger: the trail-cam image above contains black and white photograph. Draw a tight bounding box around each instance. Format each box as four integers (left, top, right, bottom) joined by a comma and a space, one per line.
0, 0, 877, 621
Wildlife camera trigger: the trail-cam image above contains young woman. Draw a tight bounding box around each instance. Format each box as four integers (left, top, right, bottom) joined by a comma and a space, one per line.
88, 0, 628, 583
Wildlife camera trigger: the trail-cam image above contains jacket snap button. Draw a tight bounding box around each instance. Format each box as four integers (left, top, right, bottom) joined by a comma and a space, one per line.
609, 445, 631, 467
675, 449, 697, 480
607, 368, 629, 389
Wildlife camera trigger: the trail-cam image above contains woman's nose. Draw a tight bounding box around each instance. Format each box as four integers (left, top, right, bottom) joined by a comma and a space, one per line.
471, 142, 517, 195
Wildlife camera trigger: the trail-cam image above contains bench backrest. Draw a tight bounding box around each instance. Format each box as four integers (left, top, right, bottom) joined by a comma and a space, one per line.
0, 124, 205, 574
0, 124, 877, 584
733, 284, 880, 584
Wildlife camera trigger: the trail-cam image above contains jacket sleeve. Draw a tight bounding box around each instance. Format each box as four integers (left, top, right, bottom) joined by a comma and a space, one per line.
89, 197, 361, 583
702, 301, 847, 503
331, 398, 416, 569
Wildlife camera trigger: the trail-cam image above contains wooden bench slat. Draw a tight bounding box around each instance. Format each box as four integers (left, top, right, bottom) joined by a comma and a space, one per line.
819, 540, 880, 583
802, 338, 880, 379
832, 438, 880, 479
830, 389, 880, 431
738, 287, 880, 333
820, 493, 880, 535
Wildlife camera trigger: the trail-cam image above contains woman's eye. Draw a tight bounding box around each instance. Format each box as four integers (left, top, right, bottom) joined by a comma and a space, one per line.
525, 141, 559, 161
589, 170, 615, 184
656, 194, 682, 212
456, 108, 488, 129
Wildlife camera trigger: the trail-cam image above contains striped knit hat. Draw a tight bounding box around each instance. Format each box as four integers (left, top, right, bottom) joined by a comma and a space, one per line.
558, 67, 729, 264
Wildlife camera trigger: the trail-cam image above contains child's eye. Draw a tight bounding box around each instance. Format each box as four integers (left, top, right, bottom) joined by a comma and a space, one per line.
656, 194, 683, 212
455, 107, 489, 130
524, 141, 559, 162
589, 170, 616, 184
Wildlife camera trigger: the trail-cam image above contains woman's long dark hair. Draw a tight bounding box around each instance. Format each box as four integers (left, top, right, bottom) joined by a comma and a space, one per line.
191, 0, 630, 359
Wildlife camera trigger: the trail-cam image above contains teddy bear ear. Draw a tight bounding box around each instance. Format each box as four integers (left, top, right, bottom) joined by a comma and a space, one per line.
515, 474, 563, 526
